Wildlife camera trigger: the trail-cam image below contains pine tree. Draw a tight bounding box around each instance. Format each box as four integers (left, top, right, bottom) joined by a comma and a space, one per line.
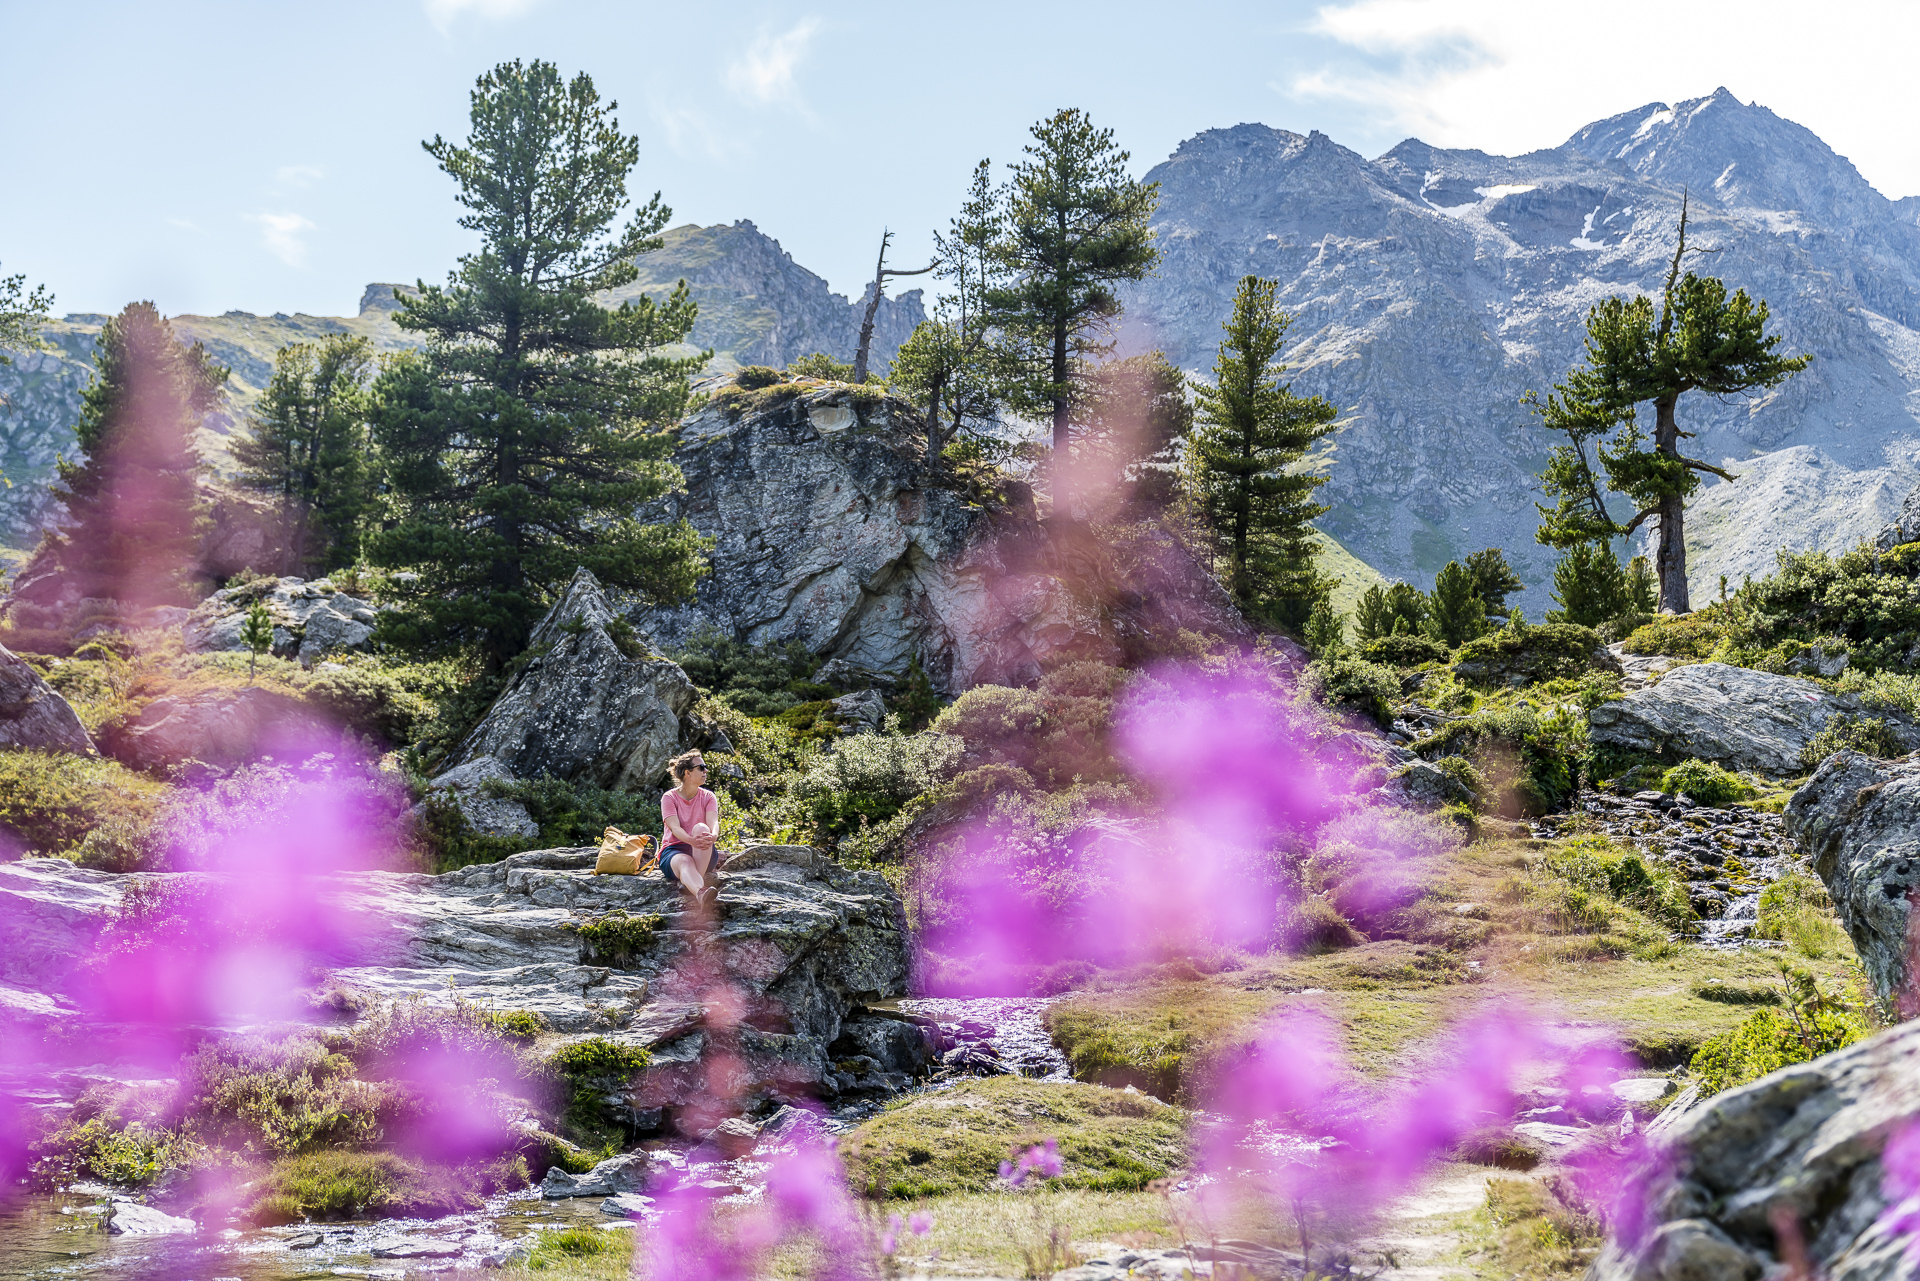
1355, 582, 1429, 641
1535, 200, 1810, 612
1463, 548, 1525, 620
236, 334, 375, 574
1625, 554, 1657, 615
1303, 598, 1344, 656
983, 110, 1158, 499
1547, 542, 1629, 627
50, 301, 225, 606
1425, 560, 1491, 648
1189, 277, 1339, 627
369, 61, 709, 669
1077, 352, 1193, 512
240, 601, 273, 682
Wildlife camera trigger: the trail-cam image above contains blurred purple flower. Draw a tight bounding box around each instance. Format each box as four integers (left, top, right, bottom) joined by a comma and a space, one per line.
1877, 1120, 1920, 1257
908, 1211, 933, 1236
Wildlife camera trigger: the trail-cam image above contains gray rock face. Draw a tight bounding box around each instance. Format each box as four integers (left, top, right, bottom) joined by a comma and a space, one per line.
1589, 1018, 1920, 1281
1784, 750, 1920, 1004
0, 842, 916, 1125
828, 689, 886, 734
628, 386, 1249, 693
421, 756, 539, 839
184, 576, 381, 664
105, 686, 329, 772
0, 644, 93, 755
447, 568, 697, 791
1876, 477, 1920, 550
1586, 663, 1920, 777
1117, 90, 1920, 612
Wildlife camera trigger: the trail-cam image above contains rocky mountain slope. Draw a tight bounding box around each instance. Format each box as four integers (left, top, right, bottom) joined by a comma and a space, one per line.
0, 224, 924, 548
1121, 88, 1920, 612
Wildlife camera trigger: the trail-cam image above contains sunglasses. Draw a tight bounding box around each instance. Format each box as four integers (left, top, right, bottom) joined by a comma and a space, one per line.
685, 762, 707, 771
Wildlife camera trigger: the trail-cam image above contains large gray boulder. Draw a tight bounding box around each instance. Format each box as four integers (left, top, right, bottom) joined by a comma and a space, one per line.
626, 383, 1250, 693
184, 576, 381, 664
419, 755, 539, 840
1588, 1018, 1920, 1281
1587, 663, 1920, 777
105, 686, 329, 772
1784, 750, 1920, 1006
445, 568, 696, 791
0, 645, 94, 755
0, 842, 919, 1126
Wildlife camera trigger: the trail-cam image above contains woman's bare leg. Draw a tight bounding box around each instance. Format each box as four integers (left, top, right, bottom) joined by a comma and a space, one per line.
672, 851, 707, 895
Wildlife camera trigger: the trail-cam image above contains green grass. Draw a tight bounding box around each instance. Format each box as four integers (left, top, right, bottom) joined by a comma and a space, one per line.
245, 1151, 483, 1223
840, 1078, 1188, 1200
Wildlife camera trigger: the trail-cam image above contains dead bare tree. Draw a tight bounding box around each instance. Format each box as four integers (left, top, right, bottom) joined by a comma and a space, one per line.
851, 229, 934, 384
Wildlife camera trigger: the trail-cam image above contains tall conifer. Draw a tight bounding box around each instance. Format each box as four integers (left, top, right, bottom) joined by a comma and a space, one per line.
50, 301, 224, 606
370, 60, 708, 669
236, 334, 375, 574
1188, 276, 1338, 627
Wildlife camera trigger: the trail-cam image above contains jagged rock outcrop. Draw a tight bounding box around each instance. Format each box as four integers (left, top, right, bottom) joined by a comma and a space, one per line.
0, 842, 924, 1125
1784, 750, 1920, 1006
184, 576, 382, 664
1586, 663, 1920, 777
446, 568, 697, 790
627, 383, 1251, 693
0, 645, 94, 755
1589, 1018, 1920, 1281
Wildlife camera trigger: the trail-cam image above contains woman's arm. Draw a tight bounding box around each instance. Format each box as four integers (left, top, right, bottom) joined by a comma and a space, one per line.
662, 796, 694, 845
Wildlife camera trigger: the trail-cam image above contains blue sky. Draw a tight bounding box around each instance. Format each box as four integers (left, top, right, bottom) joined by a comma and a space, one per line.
3, 0, 1915, 318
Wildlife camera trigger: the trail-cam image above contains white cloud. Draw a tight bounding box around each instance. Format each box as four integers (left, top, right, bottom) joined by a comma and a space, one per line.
249, 212, 317, 268
652, 102, 726, 159
725, 18, 821, 106
275, 164, 323, 190
421, 0, 542, 32
1290, 0, 1920, 196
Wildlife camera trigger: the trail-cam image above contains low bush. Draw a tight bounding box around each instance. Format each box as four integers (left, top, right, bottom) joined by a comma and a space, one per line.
774, 730, 961, 852
184, 1035, 388, 1156
0, 749, 169, 863
1688, 963, 1869, 1097
933, 664, 1128, 786
668, 630, 831, 719
569, 911, 663, 968
1800, 716, 1904, 771
1357, 634, 1451, 667
1620, 613, 1725, 658
1416, 702, 1588, 816
1659, 759, 1754, 807
1300, 654, 1398, 725
1451, 622, 1606, 687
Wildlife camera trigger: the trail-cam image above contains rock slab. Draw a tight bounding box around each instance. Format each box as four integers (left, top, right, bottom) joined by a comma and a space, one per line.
1587, 662, 1920, 777
1784, 750, 1920, 1005
0, 644, 93, 756
1588, 1017, 1920, 1281
446, 568, 696, 791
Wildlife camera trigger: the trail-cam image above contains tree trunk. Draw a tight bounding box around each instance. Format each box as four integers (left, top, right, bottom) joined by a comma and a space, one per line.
925, 382, 943, 476
1051, 322, 1069, 509
1653, 396, 1691, 613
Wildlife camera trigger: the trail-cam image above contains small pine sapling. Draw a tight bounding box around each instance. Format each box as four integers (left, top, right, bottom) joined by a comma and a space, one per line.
241, 602, 274, 682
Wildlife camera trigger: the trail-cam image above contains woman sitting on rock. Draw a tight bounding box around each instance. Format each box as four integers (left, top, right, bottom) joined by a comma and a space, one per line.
661, 750, 721, 908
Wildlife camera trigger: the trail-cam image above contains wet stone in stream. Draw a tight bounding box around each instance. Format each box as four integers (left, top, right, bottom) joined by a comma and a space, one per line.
1531, 787, 1802, 949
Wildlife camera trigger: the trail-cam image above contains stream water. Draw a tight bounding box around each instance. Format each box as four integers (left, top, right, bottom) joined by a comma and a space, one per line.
0, 996, 1070, 1281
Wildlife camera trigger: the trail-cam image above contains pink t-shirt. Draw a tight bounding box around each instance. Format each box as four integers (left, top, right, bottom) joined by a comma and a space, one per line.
661, 786, 719, 846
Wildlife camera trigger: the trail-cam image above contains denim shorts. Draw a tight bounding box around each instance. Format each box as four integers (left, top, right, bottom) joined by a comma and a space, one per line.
659, 843, 695, 879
